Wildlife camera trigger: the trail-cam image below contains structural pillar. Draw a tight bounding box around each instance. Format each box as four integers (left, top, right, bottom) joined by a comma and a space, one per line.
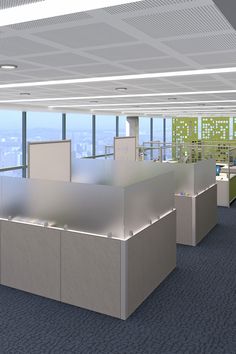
126, 116, 139, 145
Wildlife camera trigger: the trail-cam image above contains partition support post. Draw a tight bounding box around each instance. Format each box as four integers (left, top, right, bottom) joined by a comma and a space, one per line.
150, 117, 153, 160
22, 111, 27, 178
163, 118, 166, 161
92, 114, 96, 157
116, 116, 119, 137
62, 113, 66, 140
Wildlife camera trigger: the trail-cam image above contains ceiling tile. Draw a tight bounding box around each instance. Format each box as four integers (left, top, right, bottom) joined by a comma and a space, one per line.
165, 33, 236, 54
124, 4, 231, 38
87, 43, 165, 61
123, 57, 189, 71
66, 63, 131, 75
0, 37, 56, 56
0, 0, 44, 9
25, 52, 96, 67
34, 23, 136, 48
190, 51, 236, 66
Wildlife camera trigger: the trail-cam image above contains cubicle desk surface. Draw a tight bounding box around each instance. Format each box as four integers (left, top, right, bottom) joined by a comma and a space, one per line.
0, 210, 176, 320
175, 184, 217, 246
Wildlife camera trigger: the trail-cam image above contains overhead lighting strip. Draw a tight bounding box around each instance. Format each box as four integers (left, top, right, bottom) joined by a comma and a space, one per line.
88, 105, 236, 112
1, 66, 236, 89
48, 99, 236, 109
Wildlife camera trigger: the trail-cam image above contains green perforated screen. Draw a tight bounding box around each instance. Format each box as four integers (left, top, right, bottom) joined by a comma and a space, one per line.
172, 117, 198, 144
233, 117, 236, 140
201, 117, 229, 141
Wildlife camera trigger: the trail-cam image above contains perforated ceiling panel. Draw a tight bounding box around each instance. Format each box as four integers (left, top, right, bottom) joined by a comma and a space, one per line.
105, 0, 197, 14
0, 0, 44, 9
125, 4, 231, 38
0, 0, 236, 113
9, 12, 92, 30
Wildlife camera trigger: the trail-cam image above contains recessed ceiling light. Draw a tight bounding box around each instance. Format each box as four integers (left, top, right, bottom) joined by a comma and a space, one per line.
0, 64, 17, 70
2, 89, 236, 105
115, 87, 127, 92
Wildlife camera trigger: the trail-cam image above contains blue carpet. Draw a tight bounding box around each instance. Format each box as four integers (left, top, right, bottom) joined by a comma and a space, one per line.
0, 205, 236, 354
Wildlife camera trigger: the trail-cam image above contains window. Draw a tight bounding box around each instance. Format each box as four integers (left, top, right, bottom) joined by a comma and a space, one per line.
0, 169, 22, 177
153, 118, 163, 142
139, 117, 150, 145
118, 116, 127, 136
166, 118, 172, 143
0, 110, 22, 170
96, 115, 116, 156
66, 113, 92, 158
27, 111, 62, 143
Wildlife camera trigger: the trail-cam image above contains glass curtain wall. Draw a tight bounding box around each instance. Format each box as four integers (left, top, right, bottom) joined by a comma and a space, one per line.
27, 111, 62, 142
66, 113, 92, 158
96, 115, 116, 156
0, 110, 22, 176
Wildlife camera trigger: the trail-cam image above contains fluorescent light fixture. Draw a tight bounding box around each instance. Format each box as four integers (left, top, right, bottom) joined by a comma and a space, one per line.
0, 0, 141, 27
2, 89, 236, 104
48, 99, 236, 109
0, 64, 17, 70
85, 105, 236, 112
1, 66, 236, 89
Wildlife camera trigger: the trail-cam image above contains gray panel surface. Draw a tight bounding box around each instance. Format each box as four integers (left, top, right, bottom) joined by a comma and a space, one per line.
61, 231, 121, 318
213, 0, 236, 30
195, 184, 217, 245
1, 221, 60, 300
175, 195, 193, 245
126, 211, 176, 317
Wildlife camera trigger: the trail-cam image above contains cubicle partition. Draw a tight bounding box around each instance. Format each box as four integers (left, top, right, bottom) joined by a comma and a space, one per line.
170, 159, 217, 246
0, 160, 176, 319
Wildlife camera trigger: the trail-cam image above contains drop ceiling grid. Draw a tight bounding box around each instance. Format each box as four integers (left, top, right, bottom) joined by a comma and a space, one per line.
0, 0, 235, 110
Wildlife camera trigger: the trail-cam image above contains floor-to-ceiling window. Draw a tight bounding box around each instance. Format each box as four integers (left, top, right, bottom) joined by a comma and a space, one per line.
27, 111, 62, 142
66, 113, 92, 158
96, 115, 116, 156
153, 118, 163, 141
139, 117, 150, 145
118, 115, 127, 136
0, 110, 22, 176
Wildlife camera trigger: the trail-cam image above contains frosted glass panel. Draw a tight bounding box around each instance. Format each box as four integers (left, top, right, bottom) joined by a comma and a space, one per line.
172, 163, 195, 196
124, 172, 174, 236
194, 159, 216, 195
0, 176, 124, 237
72, 159, 172, 186
170, 159, 216, 196
0, 161, 175, 239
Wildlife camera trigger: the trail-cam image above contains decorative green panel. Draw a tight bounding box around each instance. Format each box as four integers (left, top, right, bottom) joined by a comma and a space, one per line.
172, 117, 198, 144
201, 117, 229, 141
233, 117, 236, 140
172, 117, 198, 161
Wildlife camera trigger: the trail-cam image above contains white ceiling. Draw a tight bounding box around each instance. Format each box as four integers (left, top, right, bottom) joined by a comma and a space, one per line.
1, 0, 236, 115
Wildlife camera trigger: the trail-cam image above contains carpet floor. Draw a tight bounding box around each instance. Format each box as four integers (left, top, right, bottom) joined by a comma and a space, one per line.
0, 203, 236, 354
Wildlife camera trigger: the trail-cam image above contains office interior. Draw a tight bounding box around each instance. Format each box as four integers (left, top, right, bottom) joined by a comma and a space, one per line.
0, 0, 236, 353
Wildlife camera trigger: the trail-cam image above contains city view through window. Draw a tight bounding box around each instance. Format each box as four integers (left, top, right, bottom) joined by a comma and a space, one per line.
0, 111, 166, 176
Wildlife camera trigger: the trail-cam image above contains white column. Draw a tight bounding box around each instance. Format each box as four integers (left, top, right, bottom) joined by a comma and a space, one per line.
126, 116, 139, 146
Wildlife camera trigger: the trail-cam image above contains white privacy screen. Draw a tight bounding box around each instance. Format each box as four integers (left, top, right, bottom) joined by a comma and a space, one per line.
28, 140, 71, 182
114, 136, 136, 161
